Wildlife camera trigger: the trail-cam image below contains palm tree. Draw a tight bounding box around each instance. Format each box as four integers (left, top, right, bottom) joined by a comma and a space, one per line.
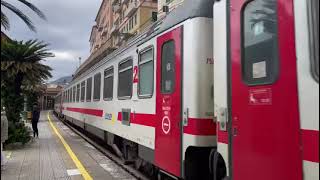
1, 39, 54, 123
1, 0, 46, 32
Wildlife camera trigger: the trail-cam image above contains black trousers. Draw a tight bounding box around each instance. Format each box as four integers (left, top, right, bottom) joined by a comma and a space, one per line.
32, 122, 38, 137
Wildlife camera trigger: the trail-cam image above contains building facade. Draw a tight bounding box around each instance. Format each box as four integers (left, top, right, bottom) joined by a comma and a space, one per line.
89, 0, 158, 54
157, 0, 184, 18
74, 0, 158, 79
39, 84, 63, 110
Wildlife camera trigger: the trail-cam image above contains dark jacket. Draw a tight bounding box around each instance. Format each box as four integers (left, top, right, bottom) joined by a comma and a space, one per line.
32, 110, 40, 123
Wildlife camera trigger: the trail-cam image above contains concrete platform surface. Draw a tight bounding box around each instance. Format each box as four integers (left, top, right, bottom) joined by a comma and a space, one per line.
1, 111, 137, 180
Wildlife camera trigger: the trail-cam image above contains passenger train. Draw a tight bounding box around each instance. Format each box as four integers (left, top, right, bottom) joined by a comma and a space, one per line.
54, 0, 319, 179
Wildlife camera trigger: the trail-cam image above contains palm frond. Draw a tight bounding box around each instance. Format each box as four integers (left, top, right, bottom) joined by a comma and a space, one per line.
17, 0, 46, 20
1, 11, 10, 30
1, 0, 36, 32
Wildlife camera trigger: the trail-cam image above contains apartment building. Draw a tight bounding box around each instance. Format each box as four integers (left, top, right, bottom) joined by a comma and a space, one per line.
157, 0, 184, 18
89, 0, 158, 54
75, 0, 158, 78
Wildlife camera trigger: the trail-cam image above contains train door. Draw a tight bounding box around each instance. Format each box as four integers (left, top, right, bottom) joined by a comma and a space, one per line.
229, 0, 303, 179
155, 26, 182, 177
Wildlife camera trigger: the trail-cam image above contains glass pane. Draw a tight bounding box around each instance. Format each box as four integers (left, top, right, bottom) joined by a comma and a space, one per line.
76, 84, 80, 102
161, 40, 175, 93
105, 67, 114, 77
93, 73, 101, 100
73, 87, 76, 102
118, 69, 133, 98
104, 77, 113, 99
119, 60, 132, 70
139, 61, 153, 96
140, 49, 153, 63
81, 81, 85, 101
86, 77, 92, 101
308, 0, 319, 81
242, 0, 279, 85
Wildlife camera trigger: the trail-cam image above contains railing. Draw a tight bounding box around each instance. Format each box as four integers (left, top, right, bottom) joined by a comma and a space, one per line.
124, 0, 138, 18
110, 23, 119, 35
113, 4, 121, 13
112, 0, 119, 5
121, 0, 129, 5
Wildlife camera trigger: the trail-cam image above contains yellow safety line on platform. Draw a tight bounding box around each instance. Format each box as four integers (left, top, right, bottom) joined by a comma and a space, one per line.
47, 112, 93, 180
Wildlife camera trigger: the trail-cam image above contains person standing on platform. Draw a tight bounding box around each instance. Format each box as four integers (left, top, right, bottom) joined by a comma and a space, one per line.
31, 104, 40, 138
1, 107, 8, 170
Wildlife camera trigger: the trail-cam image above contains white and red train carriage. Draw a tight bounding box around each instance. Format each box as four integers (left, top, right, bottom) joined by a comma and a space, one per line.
55, 0, 216, 179
54, 0, 319, 179
213, 0, 319, 180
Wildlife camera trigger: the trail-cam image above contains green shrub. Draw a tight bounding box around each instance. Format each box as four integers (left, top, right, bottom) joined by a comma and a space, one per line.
6, 121, 31, 145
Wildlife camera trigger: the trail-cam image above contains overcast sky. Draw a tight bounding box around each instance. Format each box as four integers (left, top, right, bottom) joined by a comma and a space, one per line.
3, 0, 101, 82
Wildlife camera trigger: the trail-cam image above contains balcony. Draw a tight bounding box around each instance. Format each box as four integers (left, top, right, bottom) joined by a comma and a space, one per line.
121, 0, 129, 4
110, 23, 119, 35
124, 1, 138, 18
120, 32, 134, 41
102, 27, 108, 36
112, 0, 119, 5
113, 4, 121, 13
98, 26, 103, 32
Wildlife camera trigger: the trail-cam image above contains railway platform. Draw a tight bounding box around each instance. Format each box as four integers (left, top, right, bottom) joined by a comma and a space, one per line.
1, 111, 136, 180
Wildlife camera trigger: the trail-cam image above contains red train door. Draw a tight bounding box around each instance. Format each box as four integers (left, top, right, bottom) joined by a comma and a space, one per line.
155, 26, 182, 177
229, 0, 302, 179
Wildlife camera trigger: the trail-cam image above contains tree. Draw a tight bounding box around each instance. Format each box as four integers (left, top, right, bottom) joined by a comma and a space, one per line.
1, 0, 46, 32
1, 39, 54, 143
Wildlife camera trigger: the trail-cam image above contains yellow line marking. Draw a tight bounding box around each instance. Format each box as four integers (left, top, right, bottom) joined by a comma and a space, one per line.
47, 112, 93, 180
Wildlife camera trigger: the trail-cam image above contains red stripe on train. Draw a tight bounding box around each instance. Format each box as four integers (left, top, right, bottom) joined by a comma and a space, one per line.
302, 129, 319, 163
66, 107, 216, 136
66, 107, 103, 117
117, 112, 156, 127
184, 118, 216, 136
118, 113, 216, 135
217, 123, 229, 144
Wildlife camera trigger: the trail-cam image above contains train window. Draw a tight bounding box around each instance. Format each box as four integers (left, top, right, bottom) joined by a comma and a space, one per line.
118, 59, 133, 99
71, 88, 73, 102
73, 86, 76, 102
104, 67, 114, 100
138, 47, 154, 98
93, 73, 101, 101
70, 88, 72, 102
242, 0, 279, 85
161, 40, 175, 94
76, 84, 80, 102
86, 77, 92, 102
307, 0, 319, 82
81, 81, 85, 102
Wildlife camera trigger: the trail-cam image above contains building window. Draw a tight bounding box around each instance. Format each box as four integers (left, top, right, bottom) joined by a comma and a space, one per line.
138, 47, 154, 98
307, 0, 319, 82
134, 14, 137, 25
242, 0, 279, 85
118, 59, 133, 99
161, 40, 175, 94
86, 77, 92, 102
104, 67, 114, 100
93, 73, 101, 101
76, 84, 80, 102
81, 81, 85, 102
